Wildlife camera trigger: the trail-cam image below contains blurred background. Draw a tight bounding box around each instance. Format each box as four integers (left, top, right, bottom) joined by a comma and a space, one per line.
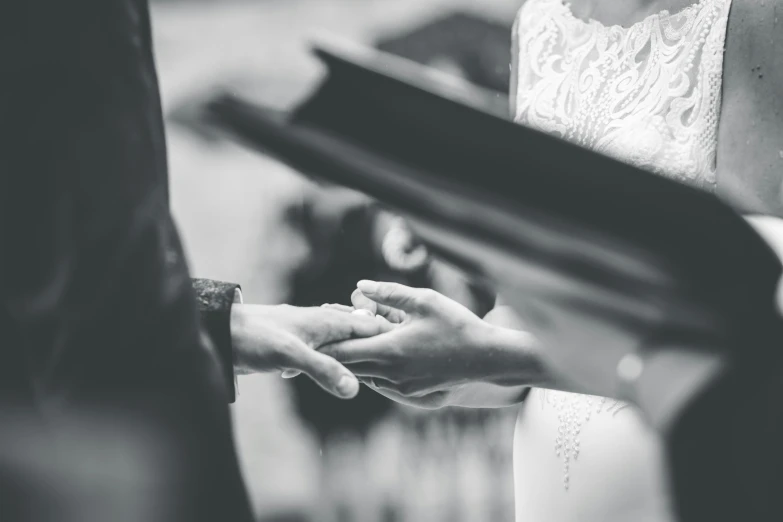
154, 0, 523, 520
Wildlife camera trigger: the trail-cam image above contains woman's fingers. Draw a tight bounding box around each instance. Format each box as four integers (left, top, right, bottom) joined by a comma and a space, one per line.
356, 280, 435, 314
351, 288, 406, 323
313, 307, 394, 346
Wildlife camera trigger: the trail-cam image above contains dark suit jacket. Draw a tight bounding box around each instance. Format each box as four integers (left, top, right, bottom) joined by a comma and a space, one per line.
1, 1, 250, 520
192, 278, 240, 403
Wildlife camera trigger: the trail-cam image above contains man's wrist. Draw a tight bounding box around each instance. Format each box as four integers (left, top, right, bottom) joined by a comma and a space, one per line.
191, 279, 242, 402
229, 302, 254, 376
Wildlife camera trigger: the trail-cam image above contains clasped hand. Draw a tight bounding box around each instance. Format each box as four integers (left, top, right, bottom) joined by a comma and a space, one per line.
319, 281, 518, 408
229, 302, 392, 399
248, 217, 783, 408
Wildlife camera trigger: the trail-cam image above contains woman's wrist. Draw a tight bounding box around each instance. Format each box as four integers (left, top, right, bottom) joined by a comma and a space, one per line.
469, 322, 545, 388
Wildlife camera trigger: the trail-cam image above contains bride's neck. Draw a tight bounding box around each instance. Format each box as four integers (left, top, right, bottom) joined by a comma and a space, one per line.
565, 0, 702, 27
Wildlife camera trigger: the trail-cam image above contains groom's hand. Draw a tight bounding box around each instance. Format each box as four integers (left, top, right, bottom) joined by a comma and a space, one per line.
229, 304, 392, 399
319, 281, 501, 408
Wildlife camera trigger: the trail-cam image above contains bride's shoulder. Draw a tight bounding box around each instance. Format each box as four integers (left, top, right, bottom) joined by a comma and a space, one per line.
723, 0, 783, 76
726, 0, 783, 41
512, 0, 546, 30
716, 0, 783, 215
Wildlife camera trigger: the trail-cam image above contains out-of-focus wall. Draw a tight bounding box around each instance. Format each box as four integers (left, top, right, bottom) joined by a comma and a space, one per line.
151, 1, 523, 520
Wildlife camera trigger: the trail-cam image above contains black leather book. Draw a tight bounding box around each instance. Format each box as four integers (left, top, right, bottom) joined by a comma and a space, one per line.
206, 37, 778, 346
206, 36, 783, 521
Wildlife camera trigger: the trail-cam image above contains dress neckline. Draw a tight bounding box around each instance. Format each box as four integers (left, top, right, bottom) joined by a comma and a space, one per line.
555, 0, 711, 32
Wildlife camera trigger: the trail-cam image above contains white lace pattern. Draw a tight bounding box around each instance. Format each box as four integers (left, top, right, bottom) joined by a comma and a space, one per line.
513, 0, 732, 190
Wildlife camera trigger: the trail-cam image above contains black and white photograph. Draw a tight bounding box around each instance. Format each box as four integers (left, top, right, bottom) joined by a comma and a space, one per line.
2, 1, 782, 521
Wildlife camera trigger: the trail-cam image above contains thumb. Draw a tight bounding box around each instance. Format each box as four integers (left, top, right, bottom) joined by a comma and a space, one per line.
356, 280, 431, 313
284, 342, 360, 399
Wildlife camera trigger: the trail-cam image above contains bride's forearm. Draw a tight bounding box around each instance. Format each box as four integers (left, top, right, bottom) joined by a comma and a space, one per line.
445, 324, 587, 409
444, 327, 547, 408
476, 325, 547, 387
474, 324, 588, 394
446, 382, 529, 408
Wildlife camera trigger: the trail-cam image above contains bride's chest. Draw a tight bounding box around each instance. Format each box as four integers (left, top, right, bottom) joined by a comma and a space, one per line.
512, 0, 730, 188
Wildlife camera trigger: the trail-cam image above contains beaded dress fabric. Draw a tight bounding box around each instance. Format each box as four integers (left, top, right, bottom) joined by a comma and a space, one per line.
510, 1, 732, 521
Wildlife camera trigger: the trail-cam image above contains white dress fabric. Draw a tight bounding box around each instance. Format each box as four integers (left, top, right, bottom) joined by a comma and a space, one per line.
510, 1, 732, 520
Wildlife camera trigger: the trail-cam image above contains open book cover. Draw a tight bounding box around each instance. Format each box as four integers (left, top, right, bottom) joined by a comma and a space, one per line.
204, 32, 782, 474
204, 36, 783, 520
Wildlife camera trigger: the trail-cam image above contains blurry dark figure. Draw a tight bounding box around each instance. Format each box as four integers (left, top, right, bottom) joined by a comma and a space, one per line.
0, 2, 254, 520
284, 10, 507, 444
1, 1, 390, 521
375, 11, 512, 93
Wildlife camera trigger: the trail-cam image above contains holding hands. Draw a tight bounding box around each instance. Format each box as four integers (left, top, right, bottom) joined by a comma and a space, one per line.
248, 215, 783, 410
321, 281, 540, 408
229, 303, 392, 399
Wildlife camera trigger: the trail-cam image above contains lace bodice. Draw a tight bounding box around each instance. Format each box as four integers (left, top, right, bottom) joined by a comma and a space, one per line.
512, 0, 732, 190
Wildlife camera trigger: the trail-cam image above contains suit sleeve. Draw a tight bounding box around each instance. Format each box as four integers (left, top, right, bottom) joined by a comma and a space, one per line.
192, 279, 240, 403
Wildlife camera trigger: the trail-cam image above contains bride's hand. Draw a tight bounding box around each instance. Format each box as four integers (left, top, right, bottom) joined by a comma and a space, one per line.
318, 281, 505, 409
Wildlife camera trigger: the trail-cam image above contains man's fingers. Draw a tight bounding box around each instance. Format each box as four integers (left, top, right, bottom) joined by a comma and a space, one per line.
356, 280, 431, 313
284, 342, 360, 399
319, 335, 395, 364
375, 303, 406, 323
352, 288, 406, 323
281, 369, 301, 378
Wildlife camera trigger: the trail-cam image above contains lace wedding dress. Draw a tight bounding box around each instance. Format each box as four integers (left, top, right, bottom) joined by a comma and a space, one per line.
510, 1, 732, 520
